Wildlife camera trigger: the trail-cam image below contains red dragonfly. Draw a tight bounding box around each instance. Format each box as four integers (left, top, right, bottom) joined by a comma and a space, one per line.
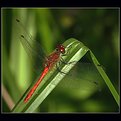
16, 19, 101, 103
23, 40, 66, 103
16, 19, 68, 103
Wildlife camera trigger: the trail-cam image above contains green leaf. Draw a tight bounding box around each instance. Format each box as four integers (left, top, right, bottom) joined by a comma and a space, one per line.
90, 51, 120, 106
12, 38, 119, 112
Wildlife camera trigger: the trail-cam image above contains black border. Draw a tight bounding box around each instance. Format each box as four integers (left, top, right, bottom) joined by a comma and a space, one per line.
0, 113, 120, 120
1, 0, 121, 7
1, 0, 120, 121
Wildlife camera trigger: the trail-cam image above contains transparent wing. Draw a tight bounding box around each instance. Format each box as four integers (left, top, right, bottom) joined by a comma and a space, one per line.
57, 62, 104, 93
16, 19, 46, 74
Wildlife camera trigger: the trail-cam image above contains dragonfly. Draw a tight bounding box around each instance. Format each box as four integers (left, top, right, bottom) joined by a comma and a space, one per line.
23, 42, 66, 103
16, 19, 73, 103
16, 19, 102, 103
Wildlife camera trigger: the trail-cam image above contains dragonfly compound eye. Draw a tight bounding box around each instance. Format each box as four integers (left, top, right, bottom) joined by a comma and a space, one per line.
60, 47, 65, 54
57, 44, 65, 54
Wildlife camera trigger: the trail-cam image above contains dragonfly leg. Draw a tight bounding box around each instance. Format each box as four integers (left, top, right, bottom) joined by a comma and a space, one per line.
56, 62, 67, 75
60, 57, 77, 65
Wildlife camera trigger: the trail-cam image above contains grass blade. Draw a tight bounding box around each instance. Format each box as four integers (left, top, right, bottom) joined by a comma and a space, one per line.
90, 51, 120, 106
12, 38, 119, 112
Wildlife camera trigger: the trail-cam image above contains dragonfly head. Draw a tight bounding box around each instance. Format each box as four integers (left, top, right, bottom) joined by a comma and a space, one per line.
56, 44, 65, 54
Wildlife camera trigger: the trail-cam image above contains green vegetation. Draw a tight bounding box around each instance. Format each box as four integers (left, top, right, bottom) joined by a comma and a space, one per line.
2, 8, 119, 112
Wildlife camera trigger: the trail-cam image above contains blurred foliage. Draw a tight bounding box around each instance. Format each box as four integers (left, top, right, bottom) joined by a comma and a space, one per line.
2, 8, 119, 112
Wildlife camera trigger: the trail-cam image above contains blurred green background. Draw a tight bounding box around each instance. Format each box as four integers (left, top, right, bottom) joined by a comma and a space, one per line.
2, 8, 119, 112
